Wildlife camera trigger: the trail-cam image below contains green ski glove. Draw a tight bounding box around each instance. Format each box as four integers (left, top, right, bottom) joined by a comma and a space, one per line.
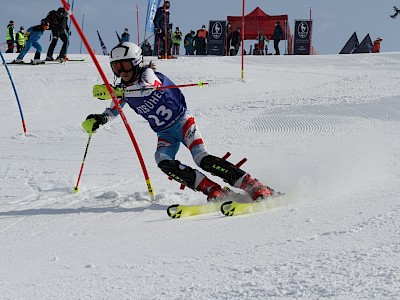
92, 84, 124, 100
82, 114, 108, 133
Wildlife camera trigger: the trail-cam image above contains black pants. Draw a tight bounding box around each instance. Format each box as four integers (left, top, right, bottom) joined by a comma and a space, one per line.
6, 40, 14, 53
47, 32, 68, 58
16, 44, 24, 53
274, 39, 280, 55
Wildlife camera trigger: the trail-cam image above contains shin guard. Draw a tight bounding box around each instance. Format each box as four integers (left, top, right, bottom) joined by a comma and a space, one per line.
199, 155, 246, 186
158, 160, 202, 190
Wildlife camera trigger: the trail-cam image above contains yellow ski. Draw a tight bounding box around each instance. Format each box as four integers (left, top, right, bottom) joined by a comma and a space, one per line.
220, 193, 288, 217
167, 202, 222, 219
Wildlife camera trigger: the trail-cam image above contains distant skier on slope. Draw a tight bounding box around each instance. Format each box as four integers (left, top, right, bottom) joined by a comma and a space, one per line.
82, 42, 275, 202
12, 20, 50, 64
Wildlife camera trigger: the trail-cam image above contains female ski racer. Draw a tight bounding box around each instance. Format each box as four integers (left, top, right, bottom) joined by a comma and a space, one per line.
83, 42, 274, 202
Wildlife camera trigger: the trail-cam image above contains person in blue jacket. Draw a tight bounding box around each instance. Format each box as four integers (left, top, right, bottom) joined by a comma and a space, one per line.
13, 20, 49, 64
121, 28, 130, 42
83, 42, 274, 202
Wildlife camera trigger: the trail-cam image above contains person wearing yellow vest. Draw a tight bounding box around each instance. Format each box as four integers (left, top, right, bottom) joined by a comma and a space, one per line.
15, 26, 26, 53
6, 20, 15, 53
171, 27, 182, 55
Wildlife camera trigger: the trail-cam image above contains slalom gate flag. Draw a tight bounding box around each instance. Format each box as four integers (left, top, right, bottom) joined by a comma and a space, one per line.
97, 30, 109, 55
115, 31, 122, 43
145, 0, 161, 33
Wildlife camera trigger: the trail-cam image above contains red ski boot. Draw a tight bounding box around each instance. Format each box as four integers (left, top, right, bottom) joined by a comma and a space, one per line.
240, 174, 274, 200
197, 177, 230, 202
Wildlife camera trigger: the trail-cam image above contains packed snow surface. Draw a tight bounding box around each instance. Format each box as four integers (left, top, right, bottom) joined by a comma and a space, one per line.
1, 52, 400, 299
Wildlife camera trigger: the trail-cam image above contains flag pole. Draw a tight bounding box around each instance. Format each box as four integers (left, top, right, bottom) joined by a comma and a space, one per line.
241, 0, 245, 81
137, 4, 140, 45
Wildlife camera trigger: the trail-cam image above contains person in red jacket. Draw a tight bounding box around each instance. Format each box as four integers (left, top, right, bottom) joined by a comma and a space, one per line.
372, 37, 382, 53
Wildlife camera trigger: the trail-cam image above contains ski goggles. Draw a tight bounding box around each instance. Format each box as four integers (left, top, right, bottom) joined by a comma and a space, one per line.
110, 60, 134, 76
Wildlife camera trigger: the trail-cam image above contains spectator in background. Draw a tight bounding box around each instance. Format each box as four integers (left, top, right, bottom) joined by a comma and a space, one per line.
255, 30, 267, 55
15, 26, 26, 53
195, 25, 208, 55
231, 27, 241, 56
184, 30, 195, 55
141, 39, 152, 56
6, 20, 15, 53
226, 22, 233, 56
45, 7, 69, 61
372, 37, 383, 53
171, 27, 182, 55
273, 21, 283, 55
153, 0, 170, 56
121, 28, 130, 42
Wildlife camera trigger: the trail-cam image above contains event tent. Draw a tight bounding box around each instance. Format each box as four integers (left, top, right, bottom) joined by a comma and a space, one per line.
227, 7, 292, 54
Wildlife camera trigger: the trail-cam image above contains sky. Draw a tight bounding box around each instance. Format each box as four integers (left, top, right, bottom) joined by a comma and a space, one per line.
1, 0, 399, 55
1, 49, 400, 298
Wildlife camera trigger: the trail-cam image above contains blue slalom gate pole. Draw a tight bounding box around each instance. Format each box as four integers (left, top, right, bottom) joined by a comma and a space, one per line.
79, 14, 84, 54
65, 0, 75, 58
0, 50, 28, 136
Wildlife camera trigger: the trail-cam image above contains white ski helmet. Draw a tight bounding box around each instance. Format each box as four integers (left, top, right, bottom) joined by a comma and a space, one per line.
110, 42, 143, 64
110, 42, 144, 78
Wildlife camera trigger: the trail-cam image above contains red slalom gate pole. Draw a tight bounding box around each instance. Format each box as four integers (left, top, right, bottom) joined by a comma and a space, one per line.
73, 133, 93, 193
61, 0, 155, 201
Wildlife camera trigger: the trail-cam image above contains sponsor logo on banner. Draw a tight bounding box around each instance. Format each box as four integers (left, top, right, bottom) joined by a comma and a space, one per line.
211, 22, 223, 39
297, 21, 309, 39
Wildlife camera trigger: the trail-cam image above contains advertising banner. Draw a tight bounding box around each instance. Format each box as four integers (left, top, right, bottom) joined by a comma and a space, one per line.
206, 21, 226, 56
293, 20, 312, 55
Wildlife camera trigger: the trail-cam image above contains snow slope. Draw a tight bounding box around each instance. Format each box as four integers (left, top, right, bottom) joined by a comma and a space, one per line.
1, 52, 400, 299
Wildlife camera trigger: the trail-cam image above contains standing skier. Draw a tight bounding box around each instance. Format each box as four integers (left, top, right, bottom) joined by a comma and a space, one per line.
45, 7, 69, 61
12, 20, 50, 64
83, 42, 274, 201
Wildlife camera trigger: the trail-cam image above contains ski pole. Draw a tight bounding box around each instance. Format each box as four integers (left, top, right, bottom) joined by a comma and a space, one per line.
93, 80, 243, 101
120, 79, 239, 93
0, 50, 28, 136
61, 0, 155, 201
124, 81, 208, 93
73, 132, 92, 193
156, 81, 208, 90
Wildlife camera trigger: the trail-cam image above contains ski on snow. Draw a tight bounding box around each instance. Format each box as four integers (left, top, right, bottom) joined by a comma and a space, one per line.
167, 192, 286, 219
167, 189, 245, 219
167, 202, 222, 218
220, 192, 287, 217
5, 58, 85, 65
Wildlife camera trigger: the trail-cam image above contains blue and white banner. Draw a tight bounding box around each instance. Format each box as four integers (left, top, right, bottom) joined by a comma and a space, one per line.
145, 0, 161, 33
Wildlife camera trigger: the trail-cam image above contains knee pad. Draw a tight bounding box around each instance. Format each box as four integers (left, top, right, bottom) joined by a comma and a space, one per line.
199, 155, 246, 186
